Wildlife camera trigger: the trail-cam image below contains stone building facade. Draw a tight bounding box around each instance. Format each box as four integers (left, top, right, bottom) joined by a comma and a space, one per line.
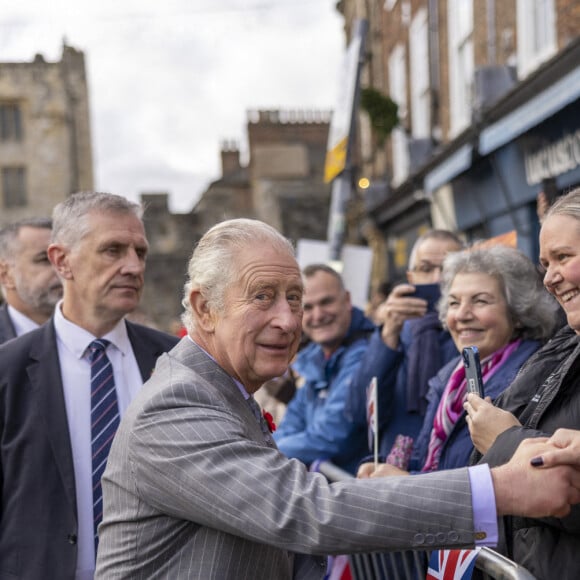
246, 109, 332, 242
0, 43, 93, 225
140, 109, 332, 331
0, 46, 332, 332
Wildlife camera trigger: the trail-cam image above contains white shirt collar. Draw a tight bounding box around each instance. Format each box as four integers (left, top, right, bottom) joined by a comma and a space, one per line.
6, 304, 40, 336
187, 335, 250, 400
53, 300, 131, 359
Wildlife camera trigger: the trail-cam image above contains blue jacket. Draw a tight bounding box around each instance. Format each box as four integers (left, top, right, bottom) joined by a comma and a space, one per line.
409, 339, 542, 472
274, 307, 375, 474
349, 320, 458, 458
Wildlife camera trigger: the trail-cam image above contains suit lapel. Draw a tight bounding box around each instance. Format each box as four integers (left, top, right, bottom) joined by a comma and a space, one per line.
31, 322, 78, 518
126, 320, 165, 381
170, 339, 277, 446
171, 338, 245, 407
0, 304, 17, 344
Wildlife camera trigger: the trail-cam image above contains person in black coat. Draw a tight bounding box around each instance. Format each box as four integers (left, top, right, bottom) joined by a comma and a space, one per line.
0, 192, 178, 579
465, 187, 580, 580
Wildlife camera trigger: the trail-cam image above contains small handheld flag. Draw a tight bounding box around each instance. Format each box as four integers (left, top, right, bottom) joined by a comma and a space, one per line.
366, 376, 379, 468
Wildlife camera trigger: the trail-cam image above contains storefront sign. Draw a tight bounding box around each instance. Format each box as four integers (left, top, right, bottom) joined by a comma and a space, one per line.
524, 129, 580, 185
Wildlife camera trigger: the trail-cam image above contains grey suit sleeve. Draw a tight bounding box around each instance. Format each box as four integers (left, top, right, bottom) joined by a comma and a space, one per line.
121, 377, 477, 555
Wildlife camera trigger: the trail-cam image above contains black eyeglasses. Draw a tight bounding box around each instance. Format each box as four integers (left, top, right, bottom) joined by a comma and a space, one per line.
412, 262, 443, 275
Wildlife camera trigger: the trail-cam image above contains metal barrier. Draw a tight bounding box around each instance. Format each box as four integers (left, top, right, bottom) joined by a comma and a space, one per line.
347, 548, 536, 580
316, 461, 536, 580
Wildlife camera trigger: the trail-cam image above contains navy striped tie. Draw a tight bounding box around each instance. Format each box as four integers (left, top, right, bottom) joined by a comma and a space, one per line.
88, 339, 119, 552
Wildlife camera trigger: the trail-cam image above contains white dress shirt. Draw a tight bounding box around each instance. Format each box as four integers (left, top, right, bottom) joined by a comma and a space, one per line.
54, 303, 143, 580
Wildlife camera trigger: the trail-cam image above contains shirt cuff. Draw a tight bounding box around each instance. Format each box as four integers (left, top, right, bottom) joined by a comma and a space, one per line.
468, 464, 499, 546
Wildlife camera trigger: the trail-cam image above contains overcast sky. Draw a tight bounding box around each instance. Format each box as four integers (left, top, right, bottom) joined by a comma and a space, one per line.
1, 0, 344, 212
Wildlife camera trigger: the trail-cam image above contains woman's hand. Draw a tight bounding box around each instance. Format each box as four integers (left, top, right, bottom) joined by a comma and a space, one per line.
531, 428, 580, 468
377, 284, 427, 349
464, 393, 521, 454
357, 462, 410, 478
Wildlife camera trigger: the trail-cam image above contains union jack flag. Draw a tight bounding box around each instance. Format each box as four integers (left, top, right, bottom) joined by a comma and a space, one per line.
426, 549, 479, 580
326, 555, 352, 580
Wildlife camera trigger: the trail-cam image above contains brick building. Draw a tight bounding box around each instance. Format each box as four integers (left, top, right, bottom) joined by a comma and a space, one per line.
191, 108, 332, 244
336, 0, 580, 283
0, 43, 93, 225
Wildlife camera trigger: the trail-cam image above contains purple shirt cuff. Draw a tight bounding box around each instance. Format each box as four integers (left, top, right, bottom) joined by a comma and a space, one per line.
468, 464, 498, 546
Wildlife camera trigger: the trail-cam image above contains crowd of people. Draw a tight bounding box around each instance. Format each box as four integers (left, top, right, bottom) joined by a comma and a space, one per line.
0, 188, 580, 579
358, 244, 559, 475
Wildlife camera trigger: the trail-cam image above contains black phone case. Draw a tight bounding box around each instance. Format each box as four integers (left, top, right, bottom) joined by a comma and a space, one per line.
462, 346, 484, 397
410, 283, 441, 312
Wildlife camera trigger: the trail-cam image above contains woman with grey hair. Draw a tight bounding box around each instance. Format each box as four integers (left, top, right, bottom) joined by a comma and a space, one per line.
437, 244, 558, 342
359, 244, 559, 477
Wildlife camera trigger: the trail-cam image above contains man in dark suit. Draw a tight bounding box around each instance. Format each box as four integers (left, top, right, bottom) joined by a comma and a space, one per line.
0, 217, 63, 344
0, 192, 178, 579
95, 218, 580, 580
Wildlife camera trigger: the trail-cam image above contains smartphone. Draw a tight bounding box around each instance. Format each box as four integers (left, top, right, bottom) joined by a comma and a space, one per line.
462, 346, 484, 398
410, 283, 441, 313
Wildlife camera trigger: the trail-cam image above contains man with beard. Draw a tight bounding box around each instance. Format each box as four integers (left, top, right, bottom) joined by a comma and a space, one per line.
0, 217, 63, 343
0, 192, 178, 579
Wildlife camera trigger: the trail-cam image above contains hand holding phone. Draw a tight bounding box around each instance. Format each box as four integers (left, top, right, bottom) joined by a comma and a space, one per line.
409, 283, 441, 313
462, 346, 484, 398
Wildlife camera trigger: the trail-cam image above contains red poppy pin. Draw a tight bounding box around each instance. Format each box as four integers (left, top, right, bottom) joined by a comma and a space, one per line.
262, 410, 277, 433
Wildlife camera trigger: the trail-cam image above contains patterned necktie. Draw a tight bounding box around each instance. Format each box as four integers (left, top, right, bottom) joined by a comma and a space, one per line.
88, 338, 120, 552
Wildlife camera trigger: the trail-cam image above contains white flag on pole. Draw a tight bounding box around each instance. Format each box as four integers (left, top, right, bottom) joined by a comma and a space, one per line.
366, 376, 379, 467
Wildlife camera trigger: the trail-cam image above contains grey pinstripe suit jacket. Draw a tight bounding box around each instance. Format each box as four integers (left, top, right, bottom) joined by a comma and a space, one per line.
96, 338, 480, 580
